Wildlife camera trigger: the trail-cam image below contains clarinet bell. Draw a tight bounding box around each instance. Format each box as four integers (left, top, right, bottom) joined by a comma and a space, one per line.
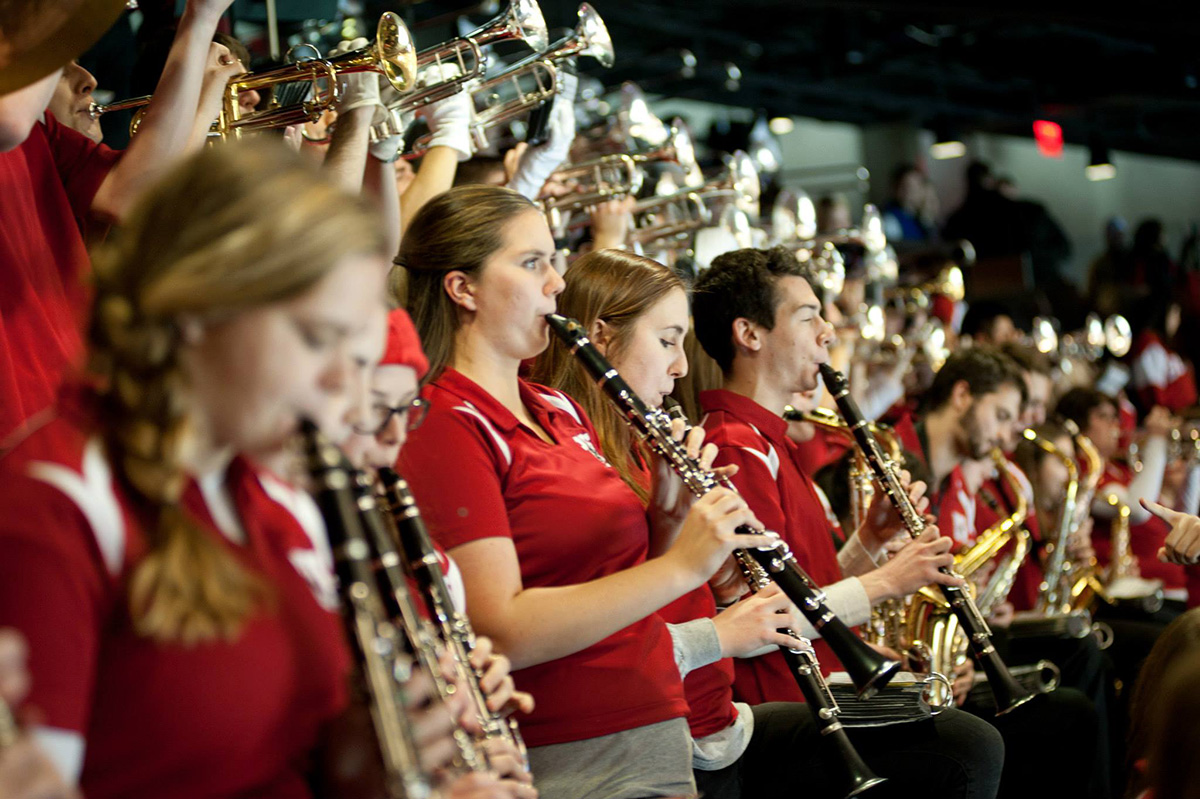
830, 623, 901, 700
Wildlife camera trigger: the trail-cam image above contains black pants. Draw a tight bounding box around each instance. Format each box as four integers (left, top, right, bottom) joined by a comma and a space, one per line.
1004, 630, 1114, 799
963, 687, 1100, 799
694, 703, 1004, 799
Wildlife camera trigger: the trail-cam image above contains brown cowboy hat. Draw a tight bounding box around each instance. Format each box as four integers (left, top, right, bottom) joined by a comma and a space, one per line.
0, 0, 128, 94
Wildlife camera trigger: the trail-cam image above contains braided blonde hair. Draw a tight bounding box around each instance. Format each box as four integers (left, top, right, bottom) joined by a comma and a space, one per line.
89, 140, 386, 644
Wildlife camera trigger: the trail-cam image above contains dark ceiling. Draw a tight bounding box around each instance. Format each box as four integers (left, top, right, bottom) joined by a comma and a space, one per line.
412, 0, 1200, 161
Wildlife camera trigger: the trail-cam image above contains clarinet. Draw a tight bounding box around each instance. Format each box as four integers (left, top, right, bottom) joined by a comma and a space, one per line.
732, 553, 886, 797
377, 466, 530, 771
349, 469, 487, 773
298, 420, 433, 799
819, 364, 1036, 716
546, 313, 899, 699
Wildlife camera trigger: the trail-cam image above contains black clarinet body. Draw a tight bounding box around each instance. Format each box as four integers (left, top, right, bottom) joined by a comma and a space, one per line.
818, 363, 1035, 716
377, 466, 530, 769
546, 313, 899, 699
298, 420, 433, 799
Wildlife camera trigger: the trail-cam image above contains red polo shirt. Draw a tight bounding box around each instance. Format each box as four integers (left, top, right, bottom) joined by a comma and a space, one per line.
0, 397, 349, 798
0, 112, 120, 443
397, 369, 688, 747
1094, 459, 1185, 589
699, 389, 847, 705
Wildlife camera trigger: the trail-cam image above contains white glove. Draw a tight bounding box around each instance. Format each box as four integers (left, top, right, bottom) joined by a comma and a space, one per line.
507, 70, 578, 200
331, 38, 385, 120
417, 63, 473, 161
369, 107, 408, 162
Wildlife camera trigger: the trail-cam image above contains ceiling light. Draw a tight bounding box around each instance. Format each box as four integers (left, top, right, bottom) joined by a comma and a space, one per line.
769, 116, 794, 135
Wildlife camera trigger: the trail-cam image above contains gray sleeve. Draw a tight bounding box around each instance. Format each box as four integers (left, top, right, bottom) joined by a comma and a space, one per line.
838, 532, 883, 576
666, 618, 723, 679
791, 576, 873, 639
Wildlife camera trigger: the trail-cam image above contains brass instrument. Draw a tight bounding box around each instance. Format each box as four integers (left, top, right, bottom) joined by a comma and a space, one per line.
404, 0, 547, 111
220, 14, 417, 140
377, 467, 529, 769
821, 364, 1036, 716
967, 451, 1032, 619
300, 421, 433, 799
547, 314, 901, 698
369, 0, 548, 148
696, 150, 761, 218
1104, 493, 1165, 612
0, 698, 18, 749
402, 3, 612, 158
543, 125, 698, 216
628, 189, 712, 247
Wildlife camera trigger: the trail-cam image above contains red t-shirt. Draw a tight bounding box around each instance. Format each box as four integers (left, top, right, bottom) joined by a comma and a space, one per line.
792, 424, 853, 477
0, 401, 349, 798
1094, 460, 1186, 589
0, 112, 119, 443
699, 389, 846, 705
396, 369, 688, 747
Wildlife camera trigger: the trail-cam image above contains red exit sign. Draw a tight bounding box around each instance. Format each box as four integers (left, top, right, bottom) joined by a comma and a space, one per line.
1033, 120, 1064, 158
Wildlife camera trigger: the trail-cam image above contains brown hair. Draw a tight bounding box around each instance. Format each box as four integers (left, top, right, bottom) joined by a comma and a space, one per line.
393, 185, 538, 382
1146, 652, 1200, 799
89, 140, 385, 645
530, 250, 686, 500
1128, 608, 1200, 796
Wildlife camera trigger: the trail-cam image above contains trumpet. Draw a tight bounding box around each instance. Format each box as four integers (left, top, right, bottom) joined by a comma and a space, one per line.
543, 125, 698, 216
300, 421, 433, 799
399, 0, 548, 112
547, 313, 901, 699
95, 14, 418, 140
695, 150, 761, 218
221, 13, 417, 140
397, 2, 612, 158
627, 189, 712, 247
820, 364, 1036, 716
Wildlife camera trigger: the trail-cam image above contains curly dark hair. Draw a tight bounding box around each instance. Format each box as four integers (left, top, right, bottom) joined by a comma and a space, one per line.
924, 347, 1028, 411
692, 245, 813, 373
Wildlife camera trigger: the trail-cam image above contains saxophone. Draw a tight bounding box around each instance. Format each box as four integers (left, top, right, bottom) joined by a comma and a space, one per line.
1104, 492, 1165, 612
1008, 429, 1108, 645
821, 364, 1036, 716
905, 450, 1035, 708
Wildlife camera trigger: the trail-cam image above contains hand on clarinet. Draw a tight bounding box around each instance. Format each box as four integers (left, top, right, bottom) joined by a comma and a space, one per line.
446, 770, 537, 799
648, 417, 737, 547
466, 636, 535, 721
860, 468, 930, 552
863, 525, 965, 601
712, 583, 807, 659
1145, 499, 1200, 565
664, 489, 772, 588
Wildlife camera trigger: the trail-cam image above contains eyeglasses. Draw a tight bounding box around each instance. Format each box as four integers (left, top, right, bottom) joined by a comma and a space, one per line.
352, 396, 429, 437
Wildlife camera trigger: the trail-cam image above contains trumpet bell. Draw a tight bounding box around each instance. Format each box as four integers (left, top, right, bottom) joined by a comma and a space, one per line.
475, 0, 549, 51
573, 3, 615, 68
1032, 317, 1058, 355
1105, 314, 1132, 357
370, 12, 419, 94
